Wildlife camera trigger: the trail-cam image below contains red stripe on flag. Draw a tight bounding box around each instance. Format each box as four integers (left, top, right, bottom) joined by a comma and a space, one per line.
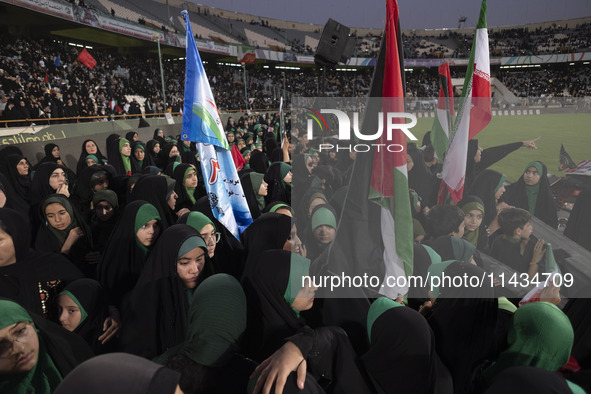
469, 63, 492, 140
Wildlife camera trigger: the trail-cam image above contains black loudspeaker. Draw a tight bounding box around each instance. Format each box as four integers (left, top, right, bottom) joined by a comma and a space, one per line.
315, 19, 355, 66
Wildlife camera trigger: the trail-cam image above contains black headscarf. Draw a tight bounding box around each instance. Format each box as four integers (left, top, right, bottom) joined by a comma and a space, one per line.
239, 171, 264, 219
54, 353, 180, 394
264, 161, 291, 205
467, 169, 506, 228
0, 299, 94, 394
98, 200, 161, 309
36, 143, 61, 167
408, 143, 436, 207
4, 154, 31, 203
76, 139, 107, 175
30, 162, 67, 209
0, 208, 83, 319
146, 139, 161, 163
502, 161, 558, 228
125, 131, 138, 142
241, 212, 291, 278
0, 172, 30, 216
58, 278, 109, 354
130, 175, 176, 229
131, 140, 155, 170
457, 195, 489, 251
70, 165, 109, 222
35, 194, 95, 278
156, 144, 177, 169
173, 164, 200, 212
188, 196, 246, 279
153, 128, 167, 146
428, 261, 498, 394
361, 298, 453, 394
241, 250, 308, 362
465, 139, 522, 190
119, 225, 212, 359
564, 188, 591, 252
249, 149, 269, 174
0, 145, 24, 175
89, 190, 120, 254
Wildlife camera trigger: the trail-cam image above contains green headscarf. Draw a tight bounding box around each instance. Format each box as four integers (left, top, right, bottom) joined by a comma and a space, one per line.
497, 297, 517, 313
524, 161, 543, 215
284, 254, 311, 318
248, 172, 266, 211
42, 196, 78, 246
0, 300, 62, 394
310, 207, 336, 231
279, 162, 292, 187
427, 258, 454, 300
494, 174, 507, 195
367, 297, 403, 343
269, 203, 293, 215
134, 203, 160, 256
177, 274, 247, 367
483, 302, 574, 383
57, 291, 88, 328
184, 211, 215, 233
133, 144, 145, 167
177, 236, 207, 260
119, 138, 131, 174
183, 167, 197, 205
85, 154, 99, 166
450, 236, 476, 263
460, 201, 484, 247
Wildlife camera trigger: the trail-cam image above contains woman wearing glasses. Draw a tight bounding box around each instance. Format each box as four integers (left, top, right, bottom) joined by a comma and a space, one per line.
0, 299, 92, 393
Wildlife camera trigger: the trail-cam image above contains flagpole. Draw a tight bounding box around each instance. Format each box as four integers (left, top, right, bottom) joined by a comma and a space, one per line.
154, 34, 167, 111
242, 63, 248, 109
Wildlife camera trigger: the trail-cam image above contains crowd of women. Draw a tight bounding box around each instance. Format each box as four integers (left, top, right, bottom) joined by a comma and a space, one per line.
0, 108, 590, 394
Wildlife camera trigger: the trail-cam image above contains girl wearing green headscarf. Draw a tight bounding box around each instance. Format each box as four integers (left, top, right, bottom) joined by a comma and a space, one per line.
502, 161, 558, 228
483, 302, 574, 385
0, 299, 92, 393
458, 195, 488, 250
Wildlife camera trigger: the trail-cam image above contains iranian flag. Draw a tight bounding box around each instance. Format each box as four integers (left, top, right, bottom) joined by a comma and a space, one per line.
441, 0, 491, 202
430, 62, 454, 162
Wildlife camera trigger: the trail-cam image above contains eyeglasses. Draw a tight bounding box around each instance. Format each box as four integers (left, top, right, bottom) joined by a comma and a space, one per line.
202, 232, 221, 245
0, 322, 33, 359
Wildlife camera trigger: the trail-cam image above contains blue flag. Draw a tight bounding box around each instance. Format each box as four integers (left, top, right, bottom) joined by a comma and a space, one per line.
181, 11, 252, 238
181, 12, 229, 150
55, 55, 61, 67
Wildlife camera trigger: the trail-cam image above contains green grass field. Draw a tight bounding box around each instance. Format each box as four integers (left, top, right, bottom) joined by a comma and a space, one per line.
412, 113, 591, 182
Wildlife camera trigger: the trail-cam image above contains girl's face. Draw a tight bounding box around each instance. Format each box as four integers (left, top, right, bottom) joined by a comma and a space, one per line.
227, 134, 235, 143
169, 146, 179, 157
16, 159, 29, 176
134, 148, 145, 162
51, 146, 60, 158
94, 201, 114, 222
283, 171, 292, 184
258, 180, 268, 196
464, 209, 483, 232
45, 203, 72, 231
313, 225, 336, 244
176, 247, 205, 289
86, 158, 97, 167
0, 228, 16, 267
57, 294, 82, 332
185, 169, 198, 189
199, 224, 216, 258
153, 143, 161, 154
136, 219, 160, 247
121, 142, 131, 157
291, 275, 318, 312
48, 168, 67, 191
495, 184, 506, 200
0, 321, 39, 375
85, 141, 97, 154
523, 166, 541, 186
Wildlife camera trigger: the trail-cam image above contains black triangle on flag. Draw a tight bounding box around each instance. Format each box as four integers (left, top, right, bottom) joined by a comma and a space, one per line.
559, 144, 576, 171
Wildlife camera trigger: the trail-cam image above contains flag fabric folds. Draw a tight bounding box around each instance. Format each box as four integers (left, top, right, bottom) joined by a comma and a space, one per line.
441, 0, 491, 203
181, 11, 253, 238
237, 46, 256, 64
54, 55, 61, 67
430, 62, 454, 162
559, 144, 576, 171
324, 0, 413, 299
77, 48, 96, 70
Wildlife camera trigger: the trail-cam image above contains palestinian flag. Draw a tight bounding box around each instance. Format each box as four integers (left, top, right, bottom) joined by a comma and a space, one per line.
324, 0, 412, 299
430, 62, 454, 161
441, 0, 491, 202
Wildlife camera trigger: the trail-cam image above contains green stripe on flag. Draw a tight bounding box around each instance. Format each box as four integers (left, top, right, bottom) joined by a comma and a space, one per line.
192, 103, 229, 150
